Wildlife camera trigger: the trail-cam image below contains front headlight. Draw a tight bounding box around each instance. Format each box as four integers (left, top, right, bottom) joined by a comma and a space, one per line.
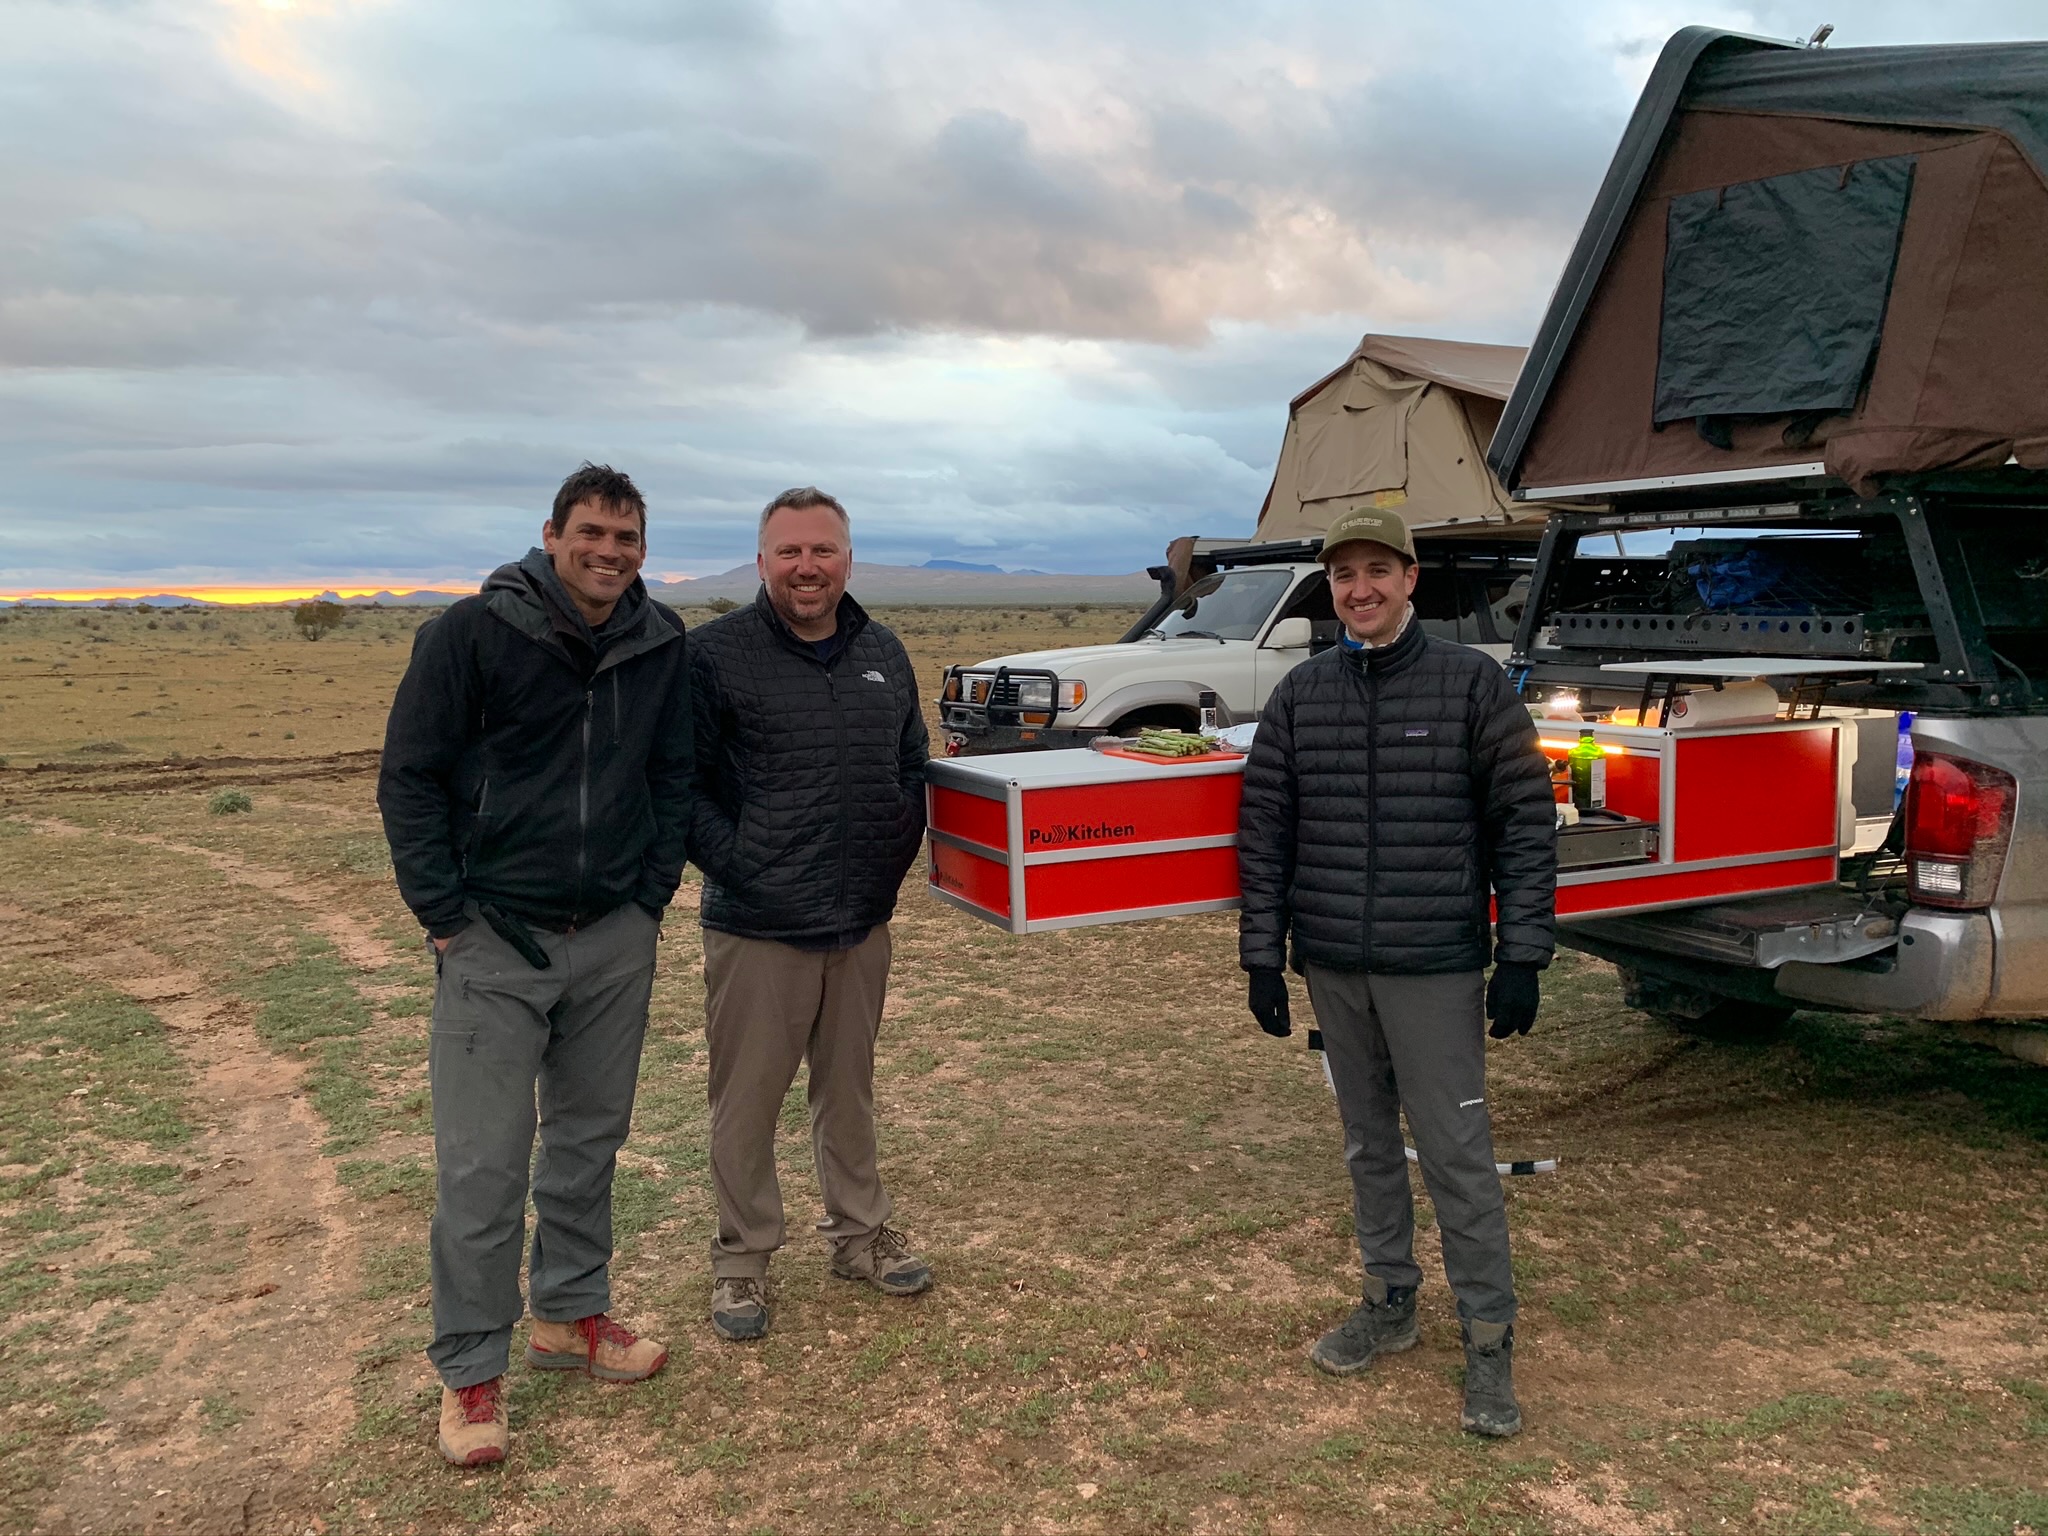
965, 675, 992, 704
1016, 679, 1053, 710
1058, 681, 1087, 710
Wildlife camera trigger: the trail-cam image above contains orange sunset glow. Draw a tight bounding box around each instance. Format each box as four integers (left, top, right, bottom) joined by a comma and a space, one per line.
0, 585, 472, 606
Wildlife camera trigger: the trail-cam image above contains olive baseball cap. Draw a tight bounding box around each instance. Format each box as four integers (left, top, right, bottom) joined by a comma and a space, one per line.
1318, 506, 1415, 563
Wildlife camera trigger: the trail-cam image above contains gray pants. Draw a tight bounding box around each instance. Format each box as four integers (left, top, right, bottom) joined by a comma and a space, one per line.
426, 901, 659, 1388
1304, 966, 1516, 1326
701, 926, 894, 1279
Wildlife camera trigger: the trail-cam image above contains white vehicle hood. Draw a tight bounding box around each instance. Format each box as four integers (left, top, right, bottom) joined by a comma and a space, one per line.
962, 638, 1239, 673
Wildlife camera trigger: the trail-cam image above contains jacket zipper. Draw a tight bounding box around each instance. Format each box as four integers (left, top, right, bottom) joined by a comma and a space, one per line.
827, 658, 852, 932
1363, 659, 1377, 963
576, 688, 593, 925
465, 778, 489, 871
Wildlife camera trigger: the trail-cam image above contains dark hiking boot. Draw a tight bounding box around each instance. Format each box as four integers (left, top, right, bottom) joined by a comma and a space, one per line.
831, 1224, 933, 1296
1460, 1320, 1522, 1437
438, 1377, 508, 1467
710, 1275, 769, 1342
526, 1313, 668, 1382
1309, 1279, 1419, 1375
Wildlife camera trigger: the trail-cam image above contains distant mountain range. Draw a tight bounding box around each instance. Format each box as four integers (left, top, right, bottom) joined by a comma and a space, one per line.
0, 564, 1158, 609
651, 562, 1151, 606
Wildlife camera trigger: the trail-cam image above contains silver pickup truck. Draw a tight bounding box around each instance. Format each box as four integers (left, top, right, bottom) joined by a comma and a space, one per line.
1508, 493, 2048, 1057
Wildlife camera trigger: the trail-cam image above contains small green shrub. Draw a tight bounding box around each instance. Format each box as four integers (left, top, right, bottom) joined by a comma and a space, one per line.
208, 789, 253, 815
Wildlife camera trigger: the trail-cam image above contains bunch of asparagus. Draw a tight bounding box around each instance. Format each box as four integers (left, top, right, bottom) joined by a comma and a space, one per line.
1132, 727, 1220, 757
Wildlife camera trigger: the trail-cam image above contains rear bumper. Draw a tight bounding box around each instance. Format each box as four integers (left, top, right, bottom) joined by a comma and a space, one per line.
1774, 910, 1995, 1020
1560, 890, 2006, 1021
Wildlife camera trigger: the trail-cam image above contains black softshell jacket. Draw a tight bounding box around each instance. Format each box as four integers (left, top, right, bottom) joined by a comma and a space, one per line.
1237, 620, 1557, 976
377, 557, 693, 937
688, 589, 928, 946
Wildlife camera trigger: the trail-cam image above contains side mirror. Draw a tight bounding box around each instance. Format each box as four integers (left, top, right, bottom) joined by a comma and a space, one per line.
1264, 616, 1312, 650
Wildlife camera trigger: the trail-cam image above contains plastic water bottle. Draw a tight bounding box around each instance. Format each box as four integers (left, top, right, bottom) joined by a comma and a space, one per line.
1569, 728, 1606, 811
1894, 711, 1915, 810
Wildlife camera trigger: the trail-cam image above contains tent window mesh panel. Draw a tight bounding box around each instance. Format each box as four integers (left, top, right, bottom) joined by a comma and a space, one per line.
1654, 155, 1917, 427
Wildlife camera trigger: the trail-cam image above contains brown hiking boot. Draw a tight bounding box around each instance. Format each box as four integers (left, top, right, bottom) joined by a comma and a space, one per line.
710, 1275, 769, 1342
831, 1224, 933, 1296
525, 1313, 668, 1383
438, 1378, 508, 1467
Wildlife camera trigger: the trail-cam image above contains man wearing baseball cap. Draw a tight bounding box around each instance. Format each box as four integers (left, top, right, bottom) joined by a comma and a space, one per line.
1235, 505, 1556, 1436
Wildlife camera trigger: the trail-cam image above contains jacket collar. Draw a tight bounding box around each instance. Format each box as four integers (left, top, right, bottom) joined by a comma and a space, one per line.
1341, 611, 1427, 680
753, 584, 870, 664
482, 551, 675, 673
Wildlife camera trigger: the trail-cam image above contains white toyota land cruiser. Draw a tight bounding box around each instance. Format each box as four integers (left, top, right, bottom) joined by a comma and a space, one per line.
937, 534, 1534, 755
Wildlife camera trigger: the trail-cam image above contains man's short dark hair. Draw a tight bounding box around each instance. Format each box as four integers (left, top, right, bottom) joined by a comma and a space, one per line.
551, 462, 647, 536
758, 486, 850, 542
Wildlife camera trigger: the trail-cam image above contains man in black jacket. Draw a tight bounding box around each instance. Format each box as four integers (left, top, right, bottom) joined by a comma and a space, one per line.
379, 463, 689, 1466
688, 486, 931, 1343
1236, 506, 1555, 1438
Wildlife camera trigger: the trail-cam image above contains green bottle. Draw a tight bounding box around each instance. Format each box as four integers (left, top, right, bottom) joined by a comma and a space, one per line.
1569, 728, 1606, 811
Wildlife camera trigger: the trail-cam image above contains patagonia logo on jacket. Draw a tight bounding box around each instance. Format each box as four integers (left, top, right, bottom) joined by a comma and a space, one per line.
1405, 728, 1430, 738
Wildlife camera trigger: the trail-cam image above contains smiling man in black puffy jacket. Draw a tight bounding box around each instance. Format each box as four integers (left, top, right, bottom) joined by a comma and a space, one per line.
1236, 505, 1556, 1439
688, 486, 932, 1345
379, 463, 690, 1466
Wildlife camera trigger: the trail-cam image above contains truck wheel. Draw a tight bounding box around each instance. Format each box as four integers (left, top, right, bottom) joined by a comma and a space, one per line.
1617, 967, 1793, 1040
1109, 705, 1199, 734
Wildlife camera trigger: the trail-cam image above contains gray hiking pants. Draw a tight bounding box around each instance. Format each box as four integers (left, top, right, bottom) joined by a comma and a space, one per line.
1304, 966, 1516, 1326
426, 900, 659, 1389
701, 926, 894, 1279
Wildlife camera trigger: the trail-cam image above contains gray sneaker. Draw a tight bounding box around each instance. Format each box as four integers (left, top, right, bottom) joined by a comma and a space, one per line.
710, 1275, 768, 1342
830, 1225, 933, 1296
1460, 1320, 1522, 1436
1309, 1282, 1420, 1375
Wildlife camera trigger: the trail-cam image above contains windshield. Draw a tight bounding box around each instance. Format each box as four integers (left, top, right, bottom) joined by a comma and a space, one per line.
1152, 569, 1292, 641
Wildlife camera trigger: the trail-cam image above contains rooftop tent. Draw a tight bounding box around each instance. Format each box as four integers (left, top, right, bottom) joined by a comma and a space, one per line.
1488, 28, 2048, 500
1254, 335, 1559, 542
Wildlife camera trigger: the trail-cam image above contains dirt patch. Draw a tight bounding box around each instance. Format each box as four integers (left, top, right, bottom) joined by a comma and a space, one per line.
0, 903, 373, 1536
12, 819, 395, 972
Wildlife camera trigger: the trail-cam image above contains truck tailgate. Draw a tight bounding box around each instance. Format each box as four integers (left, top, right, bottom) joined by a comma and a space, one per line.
1566, 889, 1899, 970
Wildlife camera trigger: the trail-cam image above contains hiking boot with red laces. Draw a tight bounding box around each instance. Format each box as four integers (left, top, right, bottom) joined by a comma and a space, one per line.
831, 1224, 933, 1296
526, 1313, 669, 1383
438, 1377, 508, 1467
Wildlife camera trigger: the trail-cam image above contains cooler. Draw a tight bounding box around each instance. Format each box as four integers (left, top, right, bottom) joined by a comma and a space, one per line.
925, 747, 1246, 934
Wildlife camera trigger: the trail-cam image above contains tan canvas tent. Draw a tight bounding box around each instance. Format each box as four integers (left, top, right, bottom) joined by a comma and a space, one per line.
1254, 335, 1561, 542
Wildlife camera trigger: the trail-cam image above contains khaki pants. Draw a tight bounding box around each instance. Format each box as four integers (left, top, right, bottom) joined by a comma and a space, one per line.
701, 926, 894, 1279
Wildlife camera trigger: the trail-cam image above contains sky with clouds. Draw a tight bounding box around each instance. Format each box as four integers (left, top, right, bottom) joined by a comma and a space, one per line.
4, 0, 2042, 590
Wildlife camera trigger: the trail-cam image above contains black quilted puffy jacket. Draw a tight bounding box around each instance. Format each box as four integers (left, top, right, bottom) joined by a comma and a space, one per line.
688, 589, 929, 946
1237, 619, 1557, 976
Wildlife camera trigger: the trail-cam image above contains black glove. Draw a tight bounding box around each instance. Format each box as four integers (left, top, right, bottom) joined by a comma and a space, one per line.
1247, 968, 1292, 1037
1486, 962, 1540, 1039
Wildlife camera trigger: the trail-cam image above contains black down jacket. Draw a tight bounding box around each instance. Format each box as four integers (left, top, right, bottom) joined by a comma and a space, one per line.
1237, 620, 1556, 976
688, 589, 929, 946
378, 551, 693, 937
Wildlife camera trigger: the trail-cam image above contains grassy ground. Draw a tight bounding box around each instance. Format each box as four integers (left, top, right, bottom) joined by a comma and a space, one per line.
0, 602, 2044, 1535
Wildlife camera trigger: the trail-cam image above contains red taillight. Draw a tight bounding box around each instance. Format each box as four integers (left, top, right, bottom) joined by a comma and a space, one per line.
1903, 750, 2015, 909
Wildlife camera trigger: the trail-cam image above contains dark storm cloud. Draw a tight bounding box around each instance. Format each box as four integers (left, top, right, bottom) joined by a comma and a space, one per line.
4, 0, 2045, 585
